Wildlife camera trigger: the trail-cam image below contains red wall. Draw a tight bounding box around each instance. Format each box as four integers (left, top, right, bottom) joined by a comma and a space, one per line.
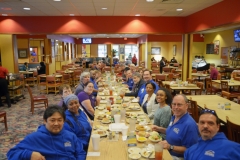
185, 0, 240, 33
193, 34, 204, 42
0, 16, 185, 34
148, 35, 182, 42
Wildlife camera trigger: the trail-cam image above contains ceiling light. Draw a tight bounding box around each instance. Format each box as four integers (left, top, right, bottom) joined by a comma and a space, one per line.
23, 8, 30, 10
135, 14, 140, 16
69, 14, 74, 16
53, 0, 61, 1
107, 37, 109, 38
146, 0, 154, 2
2, 14, 8, 16
102, 8, 107, 10
176, 8, 183, 11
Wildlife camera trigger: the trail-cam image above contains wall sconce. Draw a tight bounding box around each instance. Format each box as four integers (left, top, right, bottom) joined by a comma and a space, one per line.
200, 34, 204, 38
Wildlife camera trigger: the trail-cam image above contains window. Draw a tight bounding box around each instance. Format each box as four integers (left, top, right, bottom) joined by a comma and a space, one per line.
112, 44, 119, 58
125, 45, 138, 61
98, 44, 107, 57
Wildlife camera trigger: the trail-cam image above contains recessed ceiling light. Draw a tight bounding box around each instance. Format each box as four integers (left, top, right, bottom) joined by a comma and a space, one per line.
53, 0, 61, 1
146, 0, 154, 2
102, 8, 107, 10
69, 14, 74, 16
2, 14, 8, 16
107, 37, 109, 38
135, 14, 140, 16
176, 8, 183, 11
23, 8, 30, 10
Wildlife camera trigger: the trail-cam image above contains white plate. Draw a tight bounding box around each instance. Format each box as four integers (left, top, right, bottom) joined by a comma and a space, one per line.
140, 148, 155, 158
93, 130, 108, 137
128, 147, 142, 154
148, 136, 162, 143
100, 100, 107, 104
129, 153, 141, 160
101, 119, 111, 124
98, 92, 105, 96
109, 123, 126, 132
132, 98, 139, 103
128, 106, 141, 110
136, 136, 147, 143
135, 126, 151, 132
93, 125, 108, 131
98, 106, 105, 110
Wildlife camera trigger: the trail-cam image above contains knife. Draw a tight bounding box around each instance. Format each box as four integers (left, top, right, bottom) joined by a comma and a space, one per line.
148, 151, 154, 158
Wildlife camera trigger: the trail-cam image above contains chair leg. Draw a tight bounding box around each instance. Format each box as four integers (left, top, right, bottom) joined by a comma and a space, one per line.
4, 115, 8, 131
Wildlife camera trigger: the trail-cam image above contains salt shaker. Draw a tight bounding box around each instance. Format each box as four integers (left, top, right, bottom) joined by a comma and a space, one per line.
218, 103, 221, 109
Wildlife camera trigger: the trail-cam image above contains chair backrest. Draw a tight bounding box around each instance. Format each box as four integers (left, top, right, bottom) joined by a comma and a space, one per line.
46, 75, 56, 83
187, 78, 193, 84
221, 81, 229, 92
173, 63, 179, 67
25, 84, 33, 102
192, 69, 197, 73
168, 73, 173, 81
188, 99, 199, 122
158, 80, 164, 88
163, 67, 171, 72
226, 116, 240, 143
221, 91, 230, 100
195, 82, 203, 95
33, 70, 38, 77
156, 74, 166, 81
217, 73, 222, 80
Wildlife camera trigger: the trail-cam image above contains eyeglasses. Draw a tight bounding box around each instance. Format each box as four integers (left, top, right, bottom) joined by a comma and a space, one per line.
171, 103, 186, 107
200, 109, 218, 117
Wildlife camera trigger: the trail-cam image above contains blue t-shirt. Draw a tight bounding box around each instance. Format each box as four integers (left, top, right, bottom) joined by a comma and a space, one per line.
78, 91, 96, 120
184, 132, 240, 160
90, 77, 98, 96
125, 78, 134, 91
138, 80, 159, 105
166, 113, 199, 157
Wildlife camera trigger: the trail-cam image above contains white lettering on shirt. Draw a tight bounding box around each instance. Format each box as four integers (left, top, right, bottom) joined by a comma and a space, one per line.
64, 141, 72, 147
204, 150, 215, 157
141, 88, 144, 93
173, 128, 179, 134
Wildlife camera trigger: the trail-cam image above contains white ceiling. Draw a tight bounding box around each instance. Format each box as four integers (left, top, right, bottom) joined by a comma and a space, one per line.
0, 0, 223, 17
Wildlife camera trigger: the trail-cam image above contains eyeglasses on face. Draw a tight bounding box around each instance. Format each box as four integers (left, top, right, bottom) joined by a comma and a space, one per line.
200, 109, 218, 117
171, 103, 186, 107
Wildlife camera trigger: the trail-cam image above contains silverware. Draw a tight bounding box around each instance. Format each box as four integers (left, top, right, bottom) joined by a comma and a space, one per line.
147, 151, 153, 158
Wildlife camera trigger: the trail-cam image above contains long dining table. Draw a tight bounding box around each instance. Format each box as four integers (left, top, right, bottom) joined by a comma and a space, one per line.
86, 80, 173, 160
186, 95, 240, 125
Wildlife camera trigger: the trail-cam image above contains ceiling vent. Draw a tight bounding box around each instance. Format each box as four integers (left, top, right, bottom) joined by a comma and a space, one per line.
161, 0, 184, 3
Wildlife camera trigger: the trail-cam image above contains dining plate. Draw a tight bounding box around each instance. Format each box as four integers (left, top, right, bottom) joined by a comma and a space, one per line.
93, 130, 108, 137
135, 125, 150, 132
129, 153, 141, 160
148, 136, 162, 143
101, 119, 111, 124
98, 106, 105, 110
128, 147, 142, 154
141, 148, 155, 158
132, 98, 139, 103
100, 100, 107, 104
136, 136, 147, 143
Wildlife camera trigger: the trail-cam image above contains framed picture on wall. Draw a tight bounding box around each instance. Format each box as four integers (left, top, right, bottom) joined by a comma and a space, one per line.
214, 40, 220, 54
151, 47, 161, 55
18, 49, 28, 58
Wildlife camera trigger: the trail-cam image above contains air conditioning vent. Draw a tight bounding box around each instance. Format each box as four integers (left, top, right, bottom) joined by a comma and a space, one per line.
161, 0, 184, 3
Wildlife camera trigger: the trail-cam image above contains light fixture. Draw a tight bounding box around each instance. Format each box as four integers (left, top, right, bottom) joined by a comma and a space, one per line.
176, 8, 183, 11
69, 14, 74, 16
2, 14, 8, 16
102, 8, 107, 10
53, 0, 61, 1
23, 8, 30, 10
124, 37, 127, 40
135, 14, 140, 16
146, 0, 154, 2
107, 37, 109, 38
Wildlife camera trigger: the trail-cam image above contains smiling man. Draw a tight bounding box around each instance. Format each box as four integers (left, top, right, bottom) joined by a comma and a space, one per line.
184, 109, 240, 160
7, 105, 86, 160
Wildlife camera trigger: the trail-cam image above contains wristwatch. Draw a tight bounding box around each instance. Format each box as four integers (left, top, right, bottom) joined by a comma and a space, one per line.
169, 145, 174, 151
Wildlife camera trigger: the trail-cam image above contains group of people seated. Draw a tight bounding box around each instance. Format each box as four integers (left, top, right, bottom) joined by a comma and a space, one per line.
7, 64, 240, 160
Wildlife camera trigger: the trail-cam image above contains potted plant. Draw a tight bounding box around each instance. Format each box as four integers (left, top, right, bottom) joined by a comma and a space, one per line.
112, 49, 117, 57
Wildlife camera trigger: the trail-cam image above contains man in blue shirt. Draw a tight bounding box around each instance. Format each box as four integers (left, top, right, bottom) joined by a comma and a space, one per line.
159, 94, 199, 159
184, 109, 240, 160
137, 69, 159, 104
125, 69, 134, 90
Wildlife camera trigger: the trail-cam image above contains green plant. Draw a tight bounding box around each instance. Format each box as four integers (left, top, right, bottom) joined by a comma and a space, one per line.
112, 49, 118, 57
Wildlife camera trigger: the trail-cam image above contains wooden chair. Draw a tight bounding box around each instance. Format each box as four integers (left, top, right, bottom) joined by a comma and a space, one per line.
155, 74, 166, 82
72, 70, 82, 86
226, 116, 240, 143
62, 74, 72, 85
25, 70, 38, 86
168, 73, 173, 81
158, 80, 164, 88
221, 80, 240, 100
163, 67, 171, 73
0, 111, 7, 131
205, 78, 221, 95
26, 84, 48, 114
46, 75, 62, 95
183, 78, 193, 95
195, 82, 204, 95
188, 100, 199, 123
37, 74, 47, 93
221, 91, 231, 100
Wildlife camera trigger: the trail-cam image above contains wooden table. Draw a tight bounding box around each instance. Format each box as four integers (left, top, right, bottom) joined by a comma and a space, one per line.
186, 95, 240, 125
212, 79, 240, 87
191, 73, 209, 81
19, 71, 33, 74
162, 81, 200, 91
86, 89, 172, 160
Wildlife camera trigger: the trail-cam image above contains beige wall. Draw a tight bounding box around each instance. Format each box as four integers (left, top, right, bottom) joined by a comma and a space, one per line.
90, 44, 98, 57
0, 35, 15, 72
204, 29, 240, 66
17, 39, 29, 63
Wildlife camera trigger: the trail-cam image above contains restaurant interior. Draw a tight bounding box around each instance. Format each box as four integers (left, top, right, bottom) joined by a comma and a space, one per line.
0, 0, 240, 159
